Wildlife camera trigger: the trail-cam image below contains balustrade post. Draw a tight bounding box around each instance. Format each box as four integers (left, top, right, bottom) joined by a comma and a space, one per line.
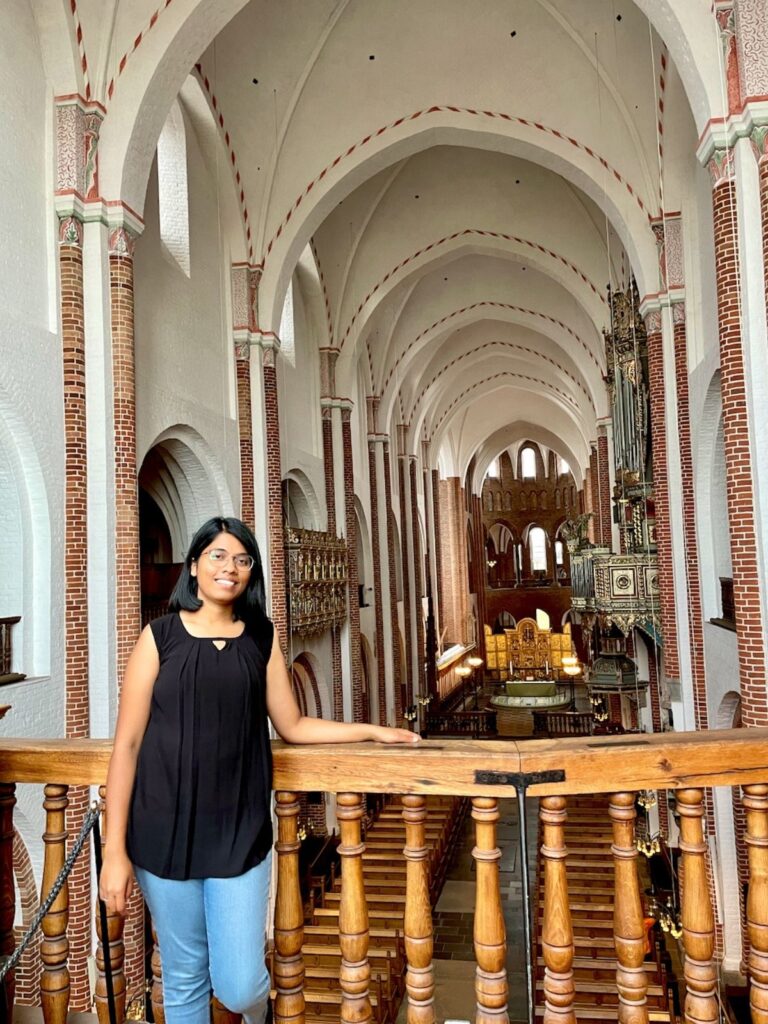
41, 784, 69, 1024
95, 787, 126, 1024
212, 994, 242, 1024
677, 789, 717, 1024
609, 793, 648, 1024
150, 922, 165, 1024
743, 783, 768, 1023
402, 795, 435, 1024
471, 797, 508, 1024
337, 792, 371, 1024
0, 783, 16, 1016
274, 791, 305, 1024
540, 795, 574, 1024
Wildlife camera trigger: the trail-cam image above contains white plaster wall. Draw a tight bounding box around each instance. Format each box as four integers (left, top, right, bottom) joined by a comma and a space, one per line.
134, 107, 239, 524
278, 273, 324, 513
0, 0, 65, 740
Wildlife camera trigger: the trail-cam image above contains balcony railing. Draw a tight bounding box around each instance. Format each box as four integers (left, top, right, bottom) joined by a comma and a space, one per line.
0, 731, 767, 1024
0, 617, 25, 684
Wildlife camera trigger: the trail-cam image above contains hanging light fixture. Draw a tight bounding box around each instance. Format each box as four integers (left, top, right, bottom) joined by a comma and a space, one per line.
467, 656, 484, 669
561, 654, 582, 677
455, 665, 472, 679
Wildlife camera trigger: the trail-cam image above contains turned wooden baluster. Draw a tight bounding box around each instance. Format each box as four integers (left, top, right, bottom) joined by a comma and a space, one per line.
677, 789, 717, 1024
540, 795, 574, 1024
150, 921, 165, 1024
402, 794, 435, 1024
0, 783, 16, 1017
609, 793, 648, 1024
743, 783, 768, 1024
337, 792, 371, 1024
40, 784, 69, 1024
95, 786, 126, 1024
212, 995, 242, 1024
472, 797, 508, 1024
274, 791, 305, 1024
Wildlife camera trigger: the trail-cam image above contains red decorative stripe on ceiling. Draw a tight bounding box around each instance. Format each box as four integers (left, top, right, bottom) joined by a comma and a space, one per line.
262, 106, 649, 265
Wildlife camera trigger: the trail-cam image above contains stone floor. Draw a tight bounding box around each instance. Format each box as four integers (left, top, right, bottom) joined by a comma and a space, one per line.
397, 797, 537, 1024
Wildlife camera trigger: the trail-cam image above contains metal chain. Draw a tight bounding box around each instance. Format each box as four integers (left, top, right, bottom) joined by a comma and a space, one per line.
0, 804, 101, 982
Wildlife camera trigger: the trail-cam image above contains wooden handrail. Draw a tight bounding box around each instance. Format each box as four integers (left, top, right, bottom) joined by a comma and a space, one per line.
1, 727, 768, 793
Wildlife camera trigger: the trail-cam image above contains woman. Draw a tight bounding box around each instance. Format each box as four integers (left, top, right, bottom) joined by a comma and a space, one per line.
100, 516, 417, 1024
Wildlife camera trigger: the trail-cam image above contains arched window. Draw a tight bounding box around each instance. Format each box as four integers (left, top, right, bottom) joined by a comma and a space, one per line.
529, 527, 547, 572
558, 457, 570, 477
279, 278, 296, 367
487, 457, 500, 479
521, 447, 536, 479
157, 100, 190, 277
555, 540, 564, 566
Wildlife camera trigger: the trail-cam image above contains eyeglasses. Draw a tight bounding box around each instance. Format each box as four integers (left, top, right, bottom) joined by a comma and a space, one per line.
203, 548, 255, 571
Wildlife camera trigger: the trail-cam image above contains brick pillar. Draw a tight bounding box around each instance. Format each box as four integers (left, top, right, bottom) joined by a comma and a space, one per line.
368, 437, 387, 724
383, 442, 403, 720
588, 445, 599, 543
645, 314, 679, 683
322, 405, 344, 720
596, 428, 612, 548
672, 305, 709, 729
709, 149, 768, 724
108, 223, 145, 1001
58, 215, 92, 1010
232, 264, 258, 531
439, 478, 470, 645
261, 345, 288, 653
471, 494, 488, 661
409, 457, 426, 698
367, 397, 388, 725
397, 452, 413, 709
340, 405, 365, 722
235, 345, 255, 531
431, 469, 444, 633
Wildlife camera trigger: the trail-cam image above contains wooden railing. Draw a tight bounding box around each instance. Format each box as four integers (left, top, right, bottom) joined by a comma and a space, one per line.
424, 710, 497, 738
0, 617, 24, 683
532, 710, 593, 737
1, 731, 768, 1024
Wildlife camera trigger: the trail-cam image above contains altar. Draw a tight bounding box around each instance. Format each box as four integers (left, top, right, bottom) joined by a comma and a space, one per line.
490, 679, 572, 736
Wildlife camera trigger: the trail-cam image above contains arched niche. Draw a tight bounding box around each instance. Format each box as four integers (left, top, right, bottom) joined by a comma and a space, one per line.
138, 426, 234, 563
0, 403, 51, 677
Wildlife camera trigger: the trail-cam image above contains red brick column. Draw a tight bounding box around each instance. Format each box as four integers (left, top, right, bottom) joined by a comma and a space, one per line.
340, 405, 365, 721
409, 457, 426, 697
644, 314, 679, 683
321, 405, 344, 720
596, 428, 612, 548
588, 445, 599, 542
108, 223, 145, 1001
368, 436, 387, 724
398, 452, 414, 709
472, 494, 488, 661
262, 345, 288, 655
59, 216, 92, 1010
431, 469, 444, 632
322, 408, 336, 533
672, 305, 709, 728
709, 151, 768, 725
383, 442, 403, 720
235, 345, 255, 531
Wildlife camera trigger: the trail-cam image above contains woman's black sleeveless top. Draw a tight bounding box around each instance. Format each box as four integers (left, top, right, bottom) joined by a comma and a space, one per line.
127, 612, 274, 880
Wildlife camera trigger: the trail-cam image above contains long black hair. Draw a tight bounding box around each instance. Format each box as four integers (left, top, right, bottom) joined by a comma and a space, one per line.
169, 517, 269, 630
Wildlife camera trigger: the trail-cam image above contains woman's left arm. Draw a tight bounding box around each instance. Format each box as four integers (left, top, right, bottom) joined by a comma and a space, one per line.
266, 630, 418, 745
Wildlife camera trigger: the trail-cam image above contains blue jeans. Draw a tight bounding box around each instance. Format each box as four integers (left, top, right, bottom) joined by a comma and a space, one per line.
135, 856, 272, 1024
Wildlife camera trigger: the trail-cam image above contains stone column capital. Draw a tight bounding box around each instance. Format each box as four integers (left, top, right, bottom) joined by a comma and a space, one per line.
55, 95, 105, 202
707, 147, 737, 189
319, 347, 341, 398
365, 394, 381, 433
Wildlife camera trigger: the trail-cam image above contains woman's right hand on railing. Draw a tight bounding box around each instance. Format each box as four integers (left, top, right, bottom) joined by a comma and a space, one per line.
99, 849, 134, 916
